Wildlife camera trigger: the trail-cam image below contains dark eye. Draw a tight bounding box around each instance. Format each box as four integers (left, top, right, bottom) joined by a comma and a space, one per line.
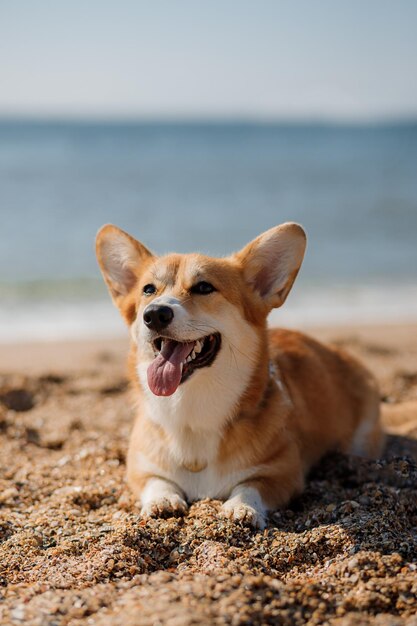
143, 283, 156, 296
191, 281, 216, 295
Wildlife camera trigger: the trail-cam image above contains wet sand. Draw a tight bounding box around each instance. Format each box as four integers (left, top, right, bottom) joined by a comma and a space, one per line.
0, 324, 416, 625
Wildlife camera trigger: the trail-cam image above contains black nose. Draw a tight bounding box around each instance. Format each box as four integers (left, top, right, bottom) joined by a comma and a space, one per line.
143, 305, 174, 331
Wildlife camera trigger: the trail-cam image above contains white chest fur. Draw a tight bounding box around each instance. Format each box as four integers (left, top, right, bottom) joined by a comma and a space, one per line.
136, 309, 259, 464
133, 300, 261, 500
137, 365, 236, 468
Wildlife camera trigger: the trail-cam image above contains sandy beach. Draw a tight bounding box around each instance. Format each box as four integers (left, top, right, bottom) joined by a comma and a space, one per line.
0, 323, 416, 625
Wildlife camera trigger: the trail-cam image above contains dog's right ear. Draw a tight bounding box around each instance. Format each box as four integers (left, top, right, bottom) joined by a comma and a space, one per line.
95, 224, 154, 311
236, 222, 306, 311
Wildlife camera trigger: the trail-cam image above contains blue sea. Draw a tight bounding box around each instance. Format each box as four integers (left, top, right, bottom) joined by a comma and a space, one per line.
0, 119, 416, 341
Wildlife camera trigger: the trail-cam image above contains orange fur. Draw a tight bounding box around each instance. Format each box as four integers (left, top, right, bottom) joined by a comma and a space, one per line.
96, 222, 384, 528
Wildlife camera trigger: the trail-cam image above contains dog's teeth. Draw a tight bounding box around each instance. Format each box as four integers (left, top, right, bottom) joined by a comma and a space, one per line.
195, 340, 202, 354
190, 349, 196, 360
186, 355, 192, 363
160, 340, 164, 352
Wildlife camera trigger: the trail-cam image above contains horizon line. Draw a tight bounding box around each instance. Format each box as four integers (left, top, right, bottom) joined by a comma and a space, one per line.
1, 112, 417, 127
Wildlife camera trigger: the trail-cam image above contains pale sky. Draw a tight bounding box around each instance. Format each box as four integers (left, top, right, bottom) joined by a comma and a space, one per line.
1, 0, 417, 120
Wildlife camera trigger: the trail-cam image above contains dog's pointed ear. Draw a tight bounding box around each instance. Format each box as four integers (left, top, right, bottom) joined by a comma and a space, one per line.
95, 224, 154, 308
236, 223, 306, 309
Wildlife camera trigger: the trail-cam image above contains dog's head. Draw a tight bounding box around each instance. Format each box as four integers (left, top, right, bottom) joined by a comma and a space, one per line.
96, 223, 306, 398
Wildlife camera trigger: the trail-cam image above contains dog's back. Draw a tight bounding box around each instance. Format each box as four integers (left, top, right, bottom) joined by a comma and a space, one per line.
269, 328, 384, 468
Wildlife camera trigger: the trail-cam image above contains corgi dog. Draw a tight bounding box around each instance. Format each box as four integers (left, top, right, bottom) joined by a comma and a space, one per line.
96, 222, 383, 529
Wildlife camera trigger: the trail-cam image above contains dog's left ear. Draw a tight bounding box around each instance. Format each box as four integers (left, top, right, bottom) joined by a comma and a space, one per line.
96, 224, 154, 310
236, 222, 306, 309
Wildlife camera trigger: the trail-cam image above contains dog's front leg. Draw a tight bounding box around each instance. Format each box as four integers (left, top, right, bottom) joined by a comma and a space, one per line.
140, 477, 188, 518
221, 483, 267, 529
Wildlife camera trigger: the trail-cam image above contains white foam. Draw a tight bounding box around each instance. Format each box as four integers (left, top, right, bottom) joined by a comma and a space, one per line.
0, 299, 125, 343
0, 283, 416, 343
269, 283, 417, 328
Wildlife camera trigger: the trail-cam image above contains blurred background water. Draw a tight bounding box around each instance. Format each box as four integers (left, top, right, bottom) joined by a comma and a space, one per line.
0, 119, 416, 341
2, 1, 417, 340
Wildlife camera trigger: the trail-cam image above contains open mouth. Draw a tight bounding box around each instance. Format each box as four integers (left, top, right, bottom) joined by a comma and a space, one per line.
147, 333, 221, 397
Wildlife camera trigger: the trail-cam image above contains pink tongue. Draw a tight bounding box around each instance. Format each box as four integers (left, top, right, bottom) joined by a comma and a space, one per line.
147, 340, 194, 396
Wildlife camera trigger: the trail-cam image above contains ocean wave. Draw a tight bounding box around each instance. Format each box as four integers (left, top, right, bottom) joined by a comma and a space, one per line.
0, 283, 416, 342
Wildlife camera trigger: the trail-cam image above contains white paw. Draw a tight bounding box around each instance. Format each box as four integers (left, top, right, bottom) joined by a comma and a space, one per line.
141, 493, 188, 519
221, 500, 266, 529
